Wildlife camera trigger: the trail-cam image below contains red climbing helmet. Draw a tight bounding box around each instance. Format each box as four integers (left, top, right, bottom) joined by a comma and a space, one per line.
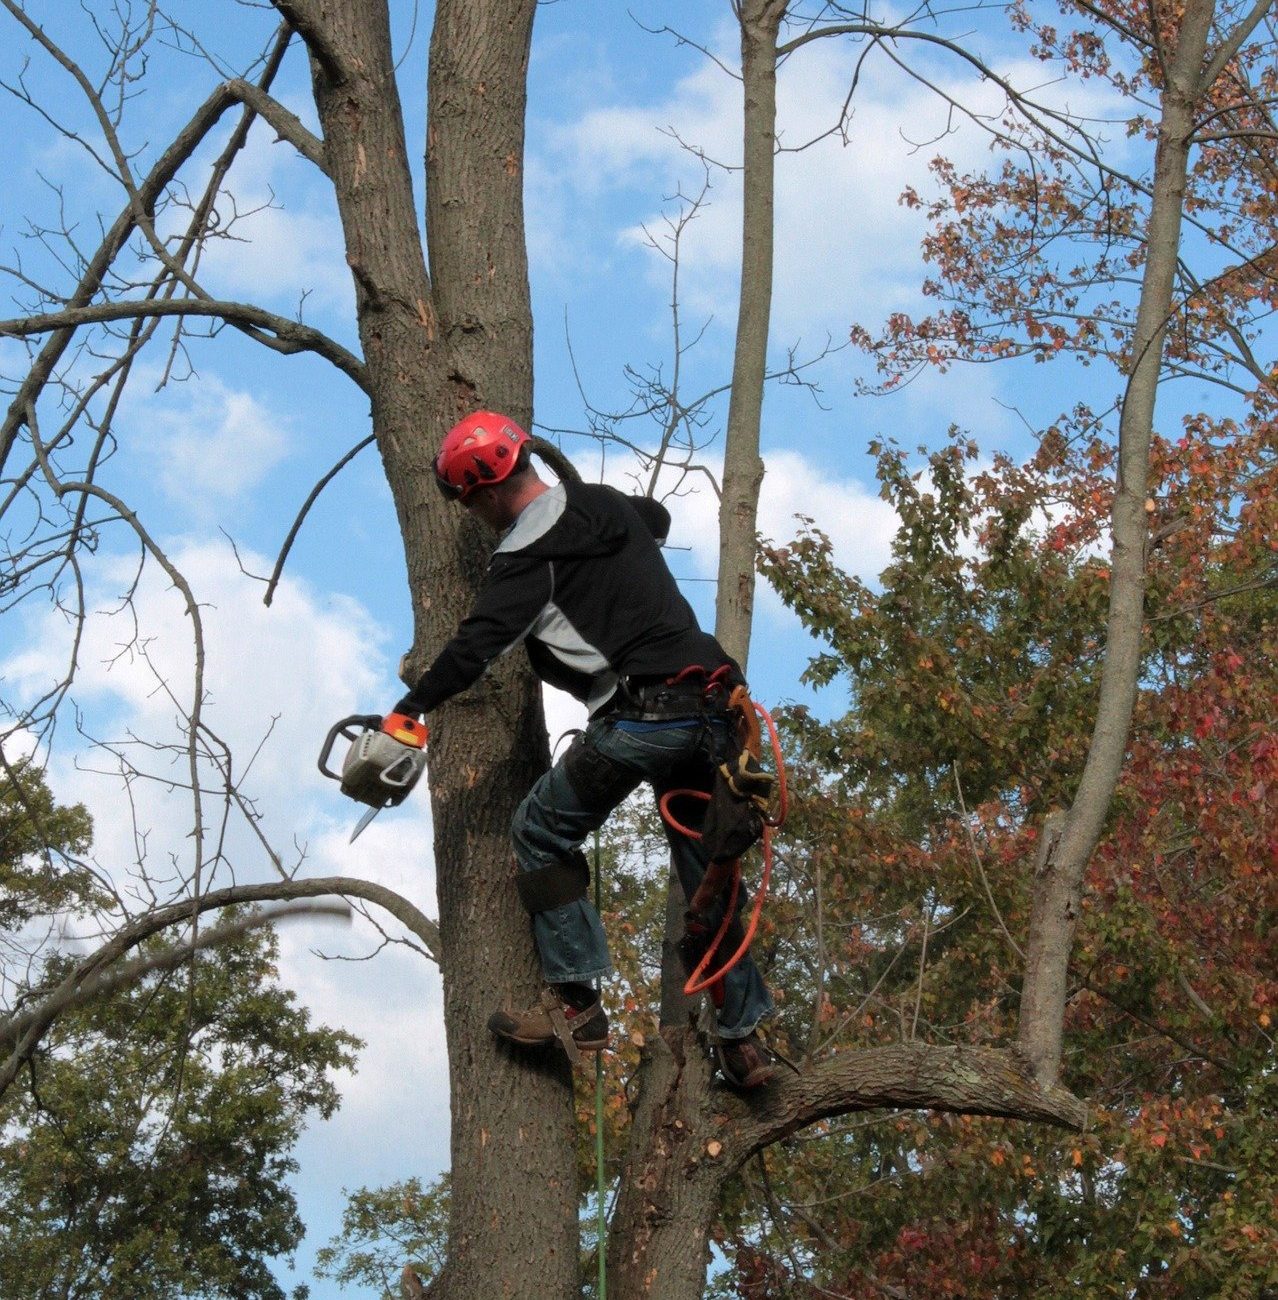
434, 411, 531, 502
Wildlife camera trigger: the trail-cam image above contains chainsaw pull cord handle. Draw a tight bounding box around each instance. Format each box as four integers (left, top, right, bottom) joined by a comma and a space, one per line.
657, 695, 787, 997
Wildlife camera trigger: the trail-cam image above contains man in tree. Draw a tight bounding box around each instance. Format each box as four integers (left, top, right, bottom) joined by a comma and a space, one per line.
393, 411, 776, 1088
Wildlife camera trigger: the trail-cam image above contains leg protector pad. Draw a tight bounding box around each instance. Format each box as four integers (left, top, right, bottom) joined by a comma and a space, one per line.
516, 850, 590, 914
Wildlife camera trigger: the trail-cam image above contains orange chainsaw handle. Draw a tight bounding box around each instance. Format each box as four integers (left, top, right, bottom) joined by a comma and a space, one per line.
382, 712, 429, 748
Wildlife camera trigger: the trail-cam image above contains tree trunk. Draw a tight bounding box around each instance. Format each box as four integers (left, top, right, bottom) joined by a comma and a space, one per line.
607, 1033, 726, 1300
714, 0, 787, 671
284, 3, 579, 1298
1017, 0, 1217, 1088
631, 8, 788, 1288
422, 5, 583, 1296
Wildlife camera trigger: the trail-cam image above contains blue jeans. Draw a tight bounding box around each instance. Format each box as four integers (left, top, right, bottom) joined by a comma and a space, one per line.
510, 713, 774, 1040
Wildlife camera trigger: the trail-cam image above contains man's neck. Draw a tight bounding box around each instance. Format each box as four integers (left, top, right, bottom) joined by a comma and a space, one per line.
506, 476, 550, 522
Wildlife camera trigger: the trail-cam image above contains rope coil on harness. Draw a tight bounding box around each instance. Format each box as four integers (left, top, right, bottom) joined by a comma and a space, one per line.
658, 690, 788, 998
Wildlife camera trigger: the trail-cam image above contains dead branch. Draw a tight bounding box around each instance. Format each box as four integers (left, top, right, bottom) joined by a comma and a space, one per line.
264, 434, 376, 604
0, 873, 442, 1099
2, 298, 366, 389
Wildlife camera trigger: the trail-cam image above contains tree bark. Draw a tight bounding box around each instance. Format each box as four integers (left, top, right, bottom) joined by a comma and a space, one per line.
421, 11, 582, 1296
607, 1032, 724, 1300
714, 0, 787, 671
282, 3, 578, 1298
1017, 0, 1218, 1088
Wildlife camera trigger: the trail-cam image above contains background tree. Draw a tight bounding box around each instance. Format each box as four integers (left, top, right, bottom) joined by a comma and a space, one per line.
749, 419, 1275, 1296
0, 926, 359, 1300
315, 1176, 451, 1298
0, 757, 94, 940
851, 0, 1277, 1086
0, 766, 359, 1300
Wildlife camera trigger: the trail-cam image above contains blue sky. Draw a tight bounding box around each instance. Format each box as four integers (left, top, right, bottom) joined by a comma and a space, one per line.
0, 1, 1143, 1293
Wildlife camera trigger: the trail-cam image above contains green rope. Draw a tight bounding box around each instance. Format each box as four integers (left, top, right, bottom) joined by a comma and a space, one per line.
593, 827, 607, 1299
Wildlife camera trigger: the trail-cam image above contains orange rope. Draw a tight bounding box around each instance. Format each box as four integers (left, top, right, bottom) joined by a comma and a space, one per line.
658, 698, 787, 997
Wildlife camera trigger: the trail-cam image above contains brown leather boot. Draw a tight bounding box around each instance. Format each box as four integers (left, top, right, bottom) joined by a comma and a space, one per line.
716, 1031, 777, 1089
488, 989, 609, 1054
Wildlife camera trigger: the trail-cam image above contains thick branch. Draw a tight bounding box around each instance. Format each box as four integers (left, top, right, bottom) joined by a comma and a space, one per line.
270, 0, 347, 83
715, 0, 786, 670
1, 78, 229, 468
2, 299, 367, 390
1017, 0, 1218, 1090
1198, 0, 1274, 88
730, 1043, 1087, 1166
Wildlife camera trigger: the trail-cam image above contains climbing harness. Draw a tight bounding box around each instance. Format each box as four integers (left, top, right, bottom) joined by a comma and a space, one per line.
655, 672, 789, 1002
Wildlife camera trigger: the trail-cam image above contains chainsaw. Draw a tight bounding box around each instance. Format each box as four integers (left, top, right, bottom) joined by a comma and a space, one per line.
318, 712, 429, 843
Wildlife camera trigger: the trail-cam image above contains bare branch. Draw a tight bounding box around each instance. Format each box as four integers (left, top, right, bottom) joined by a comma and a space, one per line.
1, 900, 352, 1051
953, 764, 1025, 960
263, 435, 377, 605
227, 77, 329, 174
2, 298, 367, 389
0, 873, 442, 1099
0, 34, 349, 471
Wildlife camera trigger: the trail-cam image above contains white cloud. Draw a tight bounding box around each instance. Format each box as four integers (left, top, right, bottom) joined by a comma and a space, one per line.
758, 447, 897, 581
0, 727, 39, 765
128, 374, 292, 517
536, 28, 1130, 351
2, 531, 451, 1207
191, 115, 354, 320
625, 442, 896, 589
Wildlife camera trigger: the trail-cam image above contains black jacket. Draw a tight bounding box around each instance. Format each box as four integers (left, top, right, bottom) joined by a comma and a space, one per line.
400, 482, 733, 717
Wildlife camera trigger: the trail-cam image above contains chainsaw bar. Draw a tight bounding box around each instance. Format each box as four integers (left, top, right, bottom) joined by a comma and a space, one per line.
349, 803, 384, 844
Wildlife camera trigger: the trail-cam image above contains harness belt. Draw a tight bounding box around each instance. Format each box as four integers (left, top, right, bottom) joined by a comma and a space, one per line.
611, 664, 736, 721
516, 849, 590, 914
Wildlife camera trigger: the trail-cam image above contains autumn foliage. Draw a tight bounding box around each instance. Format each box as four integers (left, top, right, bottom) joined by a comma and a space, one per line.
717, 4, 1278, 1288
739, 400, 1276, 1295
